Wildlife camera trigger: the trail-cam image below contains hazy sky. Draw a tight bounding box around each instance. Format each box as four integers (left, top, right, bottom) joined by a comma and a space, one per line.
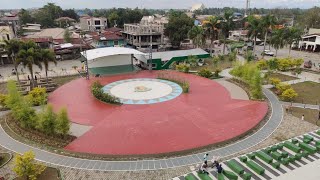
0, 0, 319, 9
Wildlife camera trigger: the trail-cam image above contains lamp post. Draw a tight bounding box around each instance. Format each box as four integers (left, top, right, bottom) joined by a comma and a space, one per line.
80, 32, 89, 80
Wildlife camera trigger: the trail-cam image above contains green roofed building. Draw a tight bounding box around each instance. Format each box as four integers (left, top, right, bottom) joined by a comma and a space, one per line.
137, 48, 210, 70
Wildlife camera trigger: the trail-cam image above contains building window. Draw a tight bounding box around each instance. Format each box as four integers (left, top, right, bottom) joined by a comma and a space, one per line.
96, 27, 101, 30
88, 21, 90, 25
114, 41, 119, 45
152, 63, 157, 69
95, 20, 101, 25
6, 34, 10, 40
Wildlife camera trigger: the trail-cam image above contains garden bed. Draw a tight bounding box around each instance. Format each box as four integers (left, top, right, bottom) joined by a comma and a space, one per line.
14, 167, 61, 180
268, 72, 298, 82
227, 78, 265, 101
0, 152, 12, 168
190, 58, 234, 72
289, 107, 320, 126
3, 113, 76, 148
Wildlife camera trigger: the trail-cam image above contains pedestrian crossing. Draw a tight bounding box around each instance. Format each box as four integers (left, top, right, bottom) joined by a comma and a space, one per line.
173, 129, 320, 180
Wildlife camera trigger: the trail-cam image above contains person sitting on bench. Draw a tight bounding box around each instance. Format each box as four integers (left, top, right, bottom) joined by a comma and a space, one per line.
199, 161, 209, 175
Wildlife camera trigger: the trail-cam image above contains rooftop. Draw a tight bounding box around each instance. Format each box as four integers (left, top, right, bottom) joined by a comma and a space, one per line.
81, 47, 145, 61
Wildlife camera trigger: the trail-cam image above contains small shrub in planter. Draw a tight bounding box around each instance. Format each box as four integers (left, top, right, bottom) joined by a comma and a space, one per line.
0, 93, 7, 108
91, 81, 121, 104
214, 68, 221, 78
26, 87, 47, 106
176, 63, 190, 73
198, 68, 213, 78
269, 78, 281, 86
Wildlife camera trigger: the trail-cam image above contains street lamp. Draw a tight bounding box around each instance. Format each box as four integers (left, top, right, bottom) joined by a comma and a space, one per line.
80, 32, 89, 80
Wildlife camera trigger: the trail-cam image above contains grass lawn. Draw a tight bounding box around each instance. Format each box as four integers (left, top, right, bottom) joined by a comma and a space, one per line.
268, 72, 298, 82
190, 58, 234, 72
0, 153, 11, 167
289, 107, 320, 126
15, 167, 60, 180
291, 81, 320, 105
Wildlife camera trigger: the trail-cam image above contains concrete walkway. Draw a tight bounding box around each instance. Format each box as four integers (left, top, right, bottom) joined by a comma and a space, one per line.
281, 102, 320, 110
215, 79, 249, 100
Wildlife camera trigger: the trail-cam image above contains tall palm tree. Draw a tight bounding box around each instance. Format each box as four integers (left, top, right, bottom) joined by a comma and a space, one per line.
271, 29, 287, 57
221, 10, 235, 54
188, 26, 206, 48
204, 16, 220, 55
285, 27, 303, 57
4, 39, 22, 83
17, 47, 42, 88
261, 15, 277, 52
247, 15, 263, 56
40, 49, 56, 84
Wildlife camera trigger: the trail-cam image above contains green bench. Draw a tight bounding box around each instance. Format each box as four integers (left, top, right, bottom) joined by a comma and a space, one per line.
270, 152, 282, 161
299, 142, 317, 154
247, 153, 256, 160
256, 151, 273, 164
303, 135, 314, 141
281, 158, 290, 165
291, 139, 299, 144
226, 160, 244, 175
239, 156, 247, 163
284, 141, 301, 153
301, 151, 309, 157
281, 151, 288, 158
246, 161, 265, 175
218, 173, 225, 180
197, 172, 213, 180
240, 173, 252, 180
185, 174, 198, 180
223, 170, 238, 180
271, 161, 281, 169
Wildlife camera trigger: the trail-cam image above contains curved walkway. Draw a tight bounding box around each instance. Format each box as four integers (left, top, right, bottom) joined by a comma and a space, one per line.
0, 88, 283, 171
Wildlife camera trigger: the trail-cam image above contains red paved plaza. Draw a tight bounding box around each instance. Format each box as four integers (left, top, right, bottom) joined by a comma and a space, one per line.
49, 71, 268, 155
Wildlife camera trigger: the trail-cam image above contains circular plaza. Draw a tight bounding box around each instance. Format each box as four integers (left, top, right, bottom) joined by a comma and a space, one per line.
48, 71, 268, 156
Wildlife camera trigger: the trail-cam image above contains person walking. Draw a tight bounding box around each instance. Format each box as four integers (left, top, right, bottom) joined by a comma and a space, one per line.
203, 153, 209, 162
217, 164, 223, 174
302, 114, 305, 121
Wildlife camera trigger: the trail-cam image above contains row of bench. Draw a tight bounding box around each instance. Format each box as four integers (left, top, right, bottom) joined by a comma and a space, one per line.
173, 129, 320, 180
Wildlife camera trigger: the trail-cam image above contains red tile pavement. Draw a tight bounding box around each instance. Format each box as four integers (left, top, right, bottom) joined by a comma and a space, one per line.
49, 71, 268, 155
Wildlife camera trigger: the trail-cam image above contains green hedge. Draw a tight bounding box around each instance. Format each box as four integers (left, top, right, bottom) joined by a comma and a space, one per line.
299, 142, 317, 154
91, 81, 121, 104
197, 172, 213, 180
270, 152, 282, 161
241, 173, 252, 180
223, 170, 238, 180
185, 174, 197, 180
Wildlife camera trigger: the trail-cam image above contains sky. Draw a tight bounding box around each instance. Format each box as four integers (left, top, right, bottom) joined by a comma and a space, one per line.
0, 0, 319, 9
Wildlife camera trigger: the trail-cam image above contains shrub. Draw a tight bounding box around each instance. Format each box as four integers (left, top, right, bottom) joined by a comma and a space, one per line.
276, 83, 291, 94
0, 93, 7, 107
157, 72, 190, 93
37, 105, 57, 135
214, 68, 221, 78
26, 87, 47, 106
257, 60, 268, 70
198, 68, 213, 78
228, 51, 237, 61
55, 108, 70, 136
91, 81, 121, 104
281, 88, 298, 101
175, 63, 190, 73
13, 150, 45, 180
186, 55, 198, 67
269, 78, 281, 86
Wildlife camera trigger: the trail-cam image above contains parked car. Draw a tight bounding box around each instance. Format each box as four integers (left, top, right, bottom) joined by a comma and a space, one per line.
204, 48, 215, 54
261, 50, 274, 56
304, 60, 312, 68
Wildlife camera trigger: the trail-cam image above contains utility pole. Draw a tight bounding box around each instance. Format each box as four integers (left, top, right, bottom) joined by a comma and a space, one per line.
245, 0, 250, 17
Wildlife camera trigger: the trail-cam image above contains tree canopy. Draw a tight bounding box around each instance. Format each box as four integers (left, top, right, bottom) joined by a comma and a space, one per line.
164, 11, 194, 47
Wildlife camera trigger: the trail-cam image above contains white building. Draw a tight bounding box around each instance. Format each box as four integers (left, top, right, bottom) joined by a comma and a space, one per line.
79, 16, 108, 32
190, 3, 205, 12
299, 34, 320, 52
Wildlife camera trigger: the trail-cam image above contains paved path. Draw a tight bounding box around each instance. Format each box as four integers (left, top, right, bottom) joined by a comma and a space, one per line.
281, 102, 320, 110
0, 88, 283, 171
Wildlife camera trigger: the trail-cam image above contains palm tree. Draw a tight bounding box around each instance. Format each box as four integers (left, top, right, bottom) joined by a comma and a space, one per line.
17, 47, 42, 88
285, 27, 303, 57
188, 26, 206, 48
204, 16, 220, 55
247, 15, 263, 56
221, 10, 235, 54
4, 39, 22, 83
40, 49, 56, 84
271, 29, 287, 57
261, 15, 277, 53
